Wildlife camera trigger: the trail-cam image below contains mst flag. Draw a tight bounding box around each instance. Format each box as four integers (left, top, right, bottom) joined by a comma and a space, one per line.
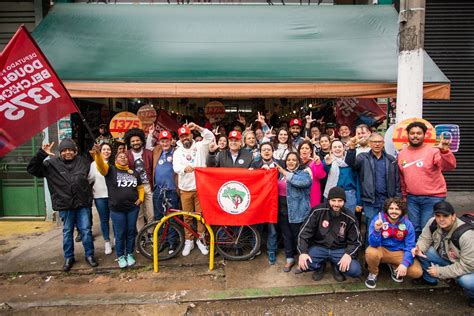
195, 167, 278, 226
0, 25, 78, 157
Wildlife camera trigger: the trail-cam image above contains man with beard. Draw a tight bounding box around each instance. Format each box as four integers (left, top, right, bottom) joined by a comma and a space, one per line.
398, 121, 456, 238
365, 197, 422, 289
289, 118, 304, 148
125, 128, 154, 231
297, 186, 362, 282
27, 139, 97, 271
173, 123, 214, 256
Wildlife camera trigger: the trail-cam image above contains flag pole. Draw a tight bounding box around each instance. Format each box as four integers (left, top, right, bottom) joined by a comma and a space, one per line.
20, 25, 96, 142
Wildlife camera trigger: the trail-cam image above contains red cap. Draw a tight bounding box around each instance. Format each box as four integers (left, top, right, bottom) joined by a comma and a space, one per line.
290, 118, 302, 127
228, 130, 242, 140
178, 126, 191, 137
159, 130, 172, 140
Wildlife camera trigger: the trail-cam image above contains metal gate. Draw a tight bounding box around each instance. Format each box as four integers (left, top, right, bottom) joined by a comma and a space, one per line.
0, 134, 45, 218
423, 0, 474, 191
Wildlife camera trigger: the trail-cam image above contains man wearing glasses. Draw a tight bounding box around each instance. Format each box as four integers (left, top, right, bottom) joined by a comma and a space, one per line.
345, 133, 401, 230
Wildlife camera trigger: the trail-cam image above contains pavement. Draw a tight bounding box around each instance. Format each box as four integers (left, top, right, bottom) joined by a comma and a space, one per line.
0, 190, 471, 310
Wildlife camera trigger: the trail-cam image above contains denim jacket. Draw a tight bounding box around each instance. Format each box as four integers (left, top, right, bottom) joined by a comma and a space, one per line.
285, 168, 313, 224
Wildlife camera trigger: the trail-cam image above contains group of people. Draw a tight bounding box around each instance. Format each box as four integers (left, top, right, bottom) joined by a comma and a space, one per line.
26, 110, 474, 307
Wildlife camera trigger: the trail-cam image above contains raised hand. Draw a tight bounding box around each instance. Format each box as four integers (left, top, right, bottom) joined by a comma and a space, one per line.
209, 142, 218, 153
148, 123, 155, 135
255, 112, 266, 125
264, 126, 274, 138
374, 212, 383, 231
437, 133, 452, 152
324, 153, 334, 165
42, 142, 55, 156
305, 112, 315, 126
89, 143, 101, 156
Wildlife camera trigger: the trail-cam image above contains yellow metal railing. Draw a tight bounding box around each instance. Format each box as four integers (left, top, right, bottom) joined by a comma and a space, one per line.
153, 211, 214, 273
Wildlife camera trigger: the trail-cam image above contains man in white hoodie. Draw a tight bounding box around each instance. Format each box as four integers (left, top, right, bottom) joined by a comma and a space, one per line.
173, 122, 215, 256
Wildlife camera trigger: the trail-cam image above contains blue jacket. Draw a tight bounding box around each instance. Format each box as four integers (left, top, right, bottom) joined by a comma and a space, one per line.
285, 168, 312, 224
368, 212, 416, 267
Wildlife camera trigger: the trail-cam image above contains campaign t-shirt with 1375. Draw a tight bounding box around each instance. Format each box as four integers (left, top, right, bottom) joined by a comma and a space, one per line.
104, 166, 142, 212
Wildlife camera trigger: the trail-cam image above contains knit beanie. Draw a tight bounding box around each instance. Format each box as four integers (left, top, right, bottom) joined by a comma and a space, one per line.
58, 138, 77, 152
327, 186, 346, 201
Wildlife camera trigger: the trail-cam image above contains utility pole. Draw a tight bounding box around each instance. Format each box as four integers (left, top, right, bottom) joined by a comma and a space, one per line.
396, 0, 426, 123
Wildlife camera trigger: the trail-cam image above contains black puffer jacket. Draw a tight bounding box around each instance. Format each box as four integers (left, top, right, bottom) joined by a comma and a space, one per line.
27, 149, 93, 211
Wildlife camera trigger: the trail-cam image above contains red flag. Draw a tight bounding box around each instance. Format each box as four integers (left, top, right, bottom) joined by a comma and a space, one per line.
0, 25, 78, 157
195, 167, 278, 226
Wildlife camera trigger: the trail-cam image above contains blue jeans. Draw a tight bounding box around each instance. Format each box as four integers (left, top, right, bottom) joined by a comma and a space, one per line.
362, 202, 383, 227
153, 189, 179, 220
418, 247, 474, 298
407, 195, 445, 237
110, 207, 140, 258
307, 246, 362, 277
257, 223, 278, 254
344, 189, 357, 215
59, 207, 95, 259
95, 198, 111, 242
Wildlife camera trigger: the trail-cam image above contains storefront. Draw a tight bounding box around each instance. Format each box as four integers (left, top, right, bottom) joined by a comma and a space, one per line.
0, 3, 450, 218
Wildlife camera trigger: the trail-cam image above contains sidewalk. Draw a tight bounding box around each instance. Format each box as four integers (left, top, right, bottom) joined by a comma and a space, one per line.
0, 208, 453, 310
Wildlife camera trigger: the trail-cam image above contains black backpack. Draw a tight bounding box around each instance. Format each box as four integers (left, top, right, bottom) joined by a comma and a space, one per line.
429, 214, 474, 249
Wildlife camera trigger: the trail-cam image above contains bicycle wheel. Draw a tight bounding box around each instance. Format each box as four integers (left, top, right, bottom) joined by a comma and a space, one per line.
215, 225, 261, 261
136, 220, 184, 261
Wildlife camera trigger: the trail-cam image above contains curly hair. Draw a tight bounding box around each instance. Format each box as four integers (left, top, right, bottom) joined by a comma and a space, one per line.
383, 197, 407, 216
124, 128, 146, 148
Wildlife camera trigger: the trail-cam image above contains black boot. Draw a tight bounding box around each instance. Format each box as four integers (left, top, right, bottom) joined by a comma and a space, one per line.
85, 255, 98, 267
331, 262, 346, 282
312, 262, 326, 281
63, 258, 75, 272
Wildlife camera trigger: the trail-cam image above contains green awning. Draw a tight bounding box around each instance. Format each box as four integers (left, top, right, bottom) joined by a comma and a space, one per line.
32, 4, 450, 99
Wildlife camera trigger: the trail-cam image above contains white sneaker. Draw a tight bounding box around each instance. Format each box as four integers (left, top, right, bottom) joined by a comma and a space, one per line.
104, 241, 112, 255
182, 240, 194, 257
196, 239, 209, 255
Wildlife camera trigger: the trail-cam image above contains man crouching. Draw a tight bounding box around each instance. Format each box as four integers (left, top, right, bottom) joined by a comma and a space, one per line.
365, 197, 422, 289
297, 186, 362, 282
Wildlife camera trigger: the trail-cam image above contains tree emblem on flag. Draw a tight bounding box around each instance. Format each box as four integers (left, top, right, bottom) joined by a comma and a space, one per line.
217, 181, 251, 215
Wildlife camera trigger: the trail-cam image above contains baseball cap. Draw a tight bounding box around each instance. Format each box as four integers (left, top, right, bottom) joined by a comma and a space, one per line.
228, 130, 242, 140
178, 126, 191, 137
289, 118, 302, 127
326, 122, 337, 129
159, 130, 172, 140
433, 201, 455, 216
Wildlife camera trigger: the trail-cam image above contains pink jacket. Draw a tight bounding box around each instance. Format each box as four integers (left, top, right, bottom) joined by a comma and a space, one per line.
397, 143, 456, 197
307, 160, 327, 208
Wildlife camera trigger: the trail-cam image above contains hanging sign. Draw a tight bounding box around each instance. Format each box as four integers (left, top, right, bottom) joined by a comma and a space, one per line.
109, 112, 142, 141
205, 101, 226, 124
137, 104, 157, 135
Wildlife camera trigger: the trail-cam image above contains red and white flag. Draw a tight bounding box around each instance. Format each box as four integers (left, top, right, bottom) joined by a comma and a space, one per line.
195, 167, 278, 226
0, 25, 78, 157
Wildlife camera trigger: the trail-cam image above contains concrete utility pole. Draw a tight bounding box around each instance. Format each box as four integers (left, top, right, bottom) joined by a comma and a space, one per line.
396, 0, 426, 123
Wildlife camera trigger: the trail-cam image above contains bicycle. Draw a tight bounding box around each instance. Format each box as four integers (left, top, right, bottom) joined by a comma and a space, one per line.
136, 189, 261, 261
